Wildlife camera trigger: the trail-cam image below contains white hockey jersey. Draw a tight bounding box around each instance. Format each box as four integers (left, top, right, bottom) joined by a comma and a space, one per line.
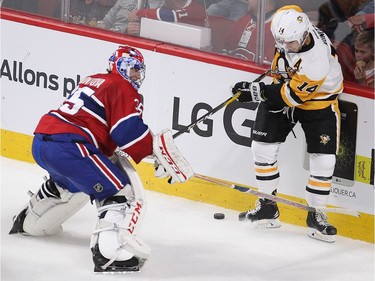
270, 24, 344, 110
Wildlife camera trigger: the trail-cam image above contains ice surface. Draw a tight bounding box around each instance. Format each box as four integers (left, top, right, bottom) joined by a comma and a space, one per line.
1, 157, 374, 281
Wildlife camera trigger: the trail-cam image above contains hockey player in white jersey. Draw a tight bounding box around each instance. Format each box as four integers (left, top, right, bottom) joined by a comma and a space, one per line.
231, 5, 344, 242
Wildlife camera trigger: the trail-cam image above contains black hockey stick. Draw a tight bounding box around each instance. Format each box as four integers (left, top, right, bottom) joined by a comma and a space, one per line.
172, 68, 272, 139
194, 174, 360, 217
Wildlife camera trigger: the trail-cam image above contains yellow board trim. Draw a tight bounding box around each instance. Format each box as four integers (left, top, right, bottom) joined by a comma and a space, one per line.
1, 129, 374, 243
1, 129, 35, 163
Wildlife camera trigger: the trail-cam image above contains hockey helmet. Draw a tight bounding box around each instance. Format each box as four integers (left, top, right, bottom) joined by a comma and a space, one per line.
271, 6, 310, 50
108, 45, 146, 90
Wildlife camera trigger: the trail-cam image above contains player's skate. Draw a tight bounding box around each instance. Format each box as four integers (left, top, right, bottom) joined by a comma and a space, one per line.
306, 211, 337, 243
9, 177, 88, 236
90, 186, 150, 273
239, 198, 281, 228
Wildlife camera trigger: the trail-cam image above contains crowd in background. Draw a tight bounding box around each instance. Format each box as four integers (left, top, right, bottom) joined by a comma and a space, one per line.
1, 0, 374, 87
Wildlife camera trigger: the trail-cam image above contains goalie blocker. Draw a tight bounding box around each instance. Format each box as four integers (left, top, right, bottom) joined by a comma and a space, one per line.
153, 129, 194, 184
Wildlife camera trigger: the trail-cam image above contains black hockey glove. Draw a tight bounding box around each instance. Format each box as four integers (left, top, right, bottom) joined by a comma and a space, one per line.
232, 81, 266, 102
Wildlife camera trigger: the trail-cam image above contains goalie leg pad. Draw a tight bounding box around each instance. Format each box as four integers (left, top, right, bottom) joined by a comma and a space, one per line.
90, 185, 150, 273
10, 178, 88, 236
153, 129, 194, 183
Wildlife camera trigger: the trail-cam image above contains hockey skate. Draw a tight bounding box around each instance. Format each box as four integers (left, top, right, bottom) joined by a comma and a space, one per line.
239, 198, 281, 228
306, 211, 337, 243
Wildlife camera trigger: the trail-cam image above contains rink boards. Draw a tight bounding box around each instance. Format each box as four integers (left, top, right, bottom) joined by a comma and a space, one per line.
1, 11, 374, 242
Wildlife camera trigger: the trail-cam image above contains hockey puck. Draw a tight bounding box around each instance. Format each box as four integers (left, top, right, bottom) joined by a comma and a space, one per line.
214, 213, 225, 220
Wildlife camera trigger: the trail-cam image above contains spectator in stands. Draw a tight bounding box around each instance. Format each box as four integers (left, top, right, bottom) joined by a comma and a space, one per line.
126, 0, 207, 36
317, 0, 365, 40
206, 0, 248, 21
195, 0, 218, 9
348, 12, 374, 31
100, 0, 163, 33
220, 0, 277, 63
317, 0, 371, 82
70, 0, 117, 25
353, 29, 374, 86
348, 0, 374, 32
100, 0, 139, 32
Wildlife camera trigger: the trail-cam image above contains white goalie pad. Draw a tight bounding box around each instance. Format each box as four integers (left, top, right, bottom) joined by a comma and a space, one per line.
153, 129, 194, 184
91, 190, 151, 262
114, 153, 147, 235
23, 182, 89, 236
90, 154, 150, 270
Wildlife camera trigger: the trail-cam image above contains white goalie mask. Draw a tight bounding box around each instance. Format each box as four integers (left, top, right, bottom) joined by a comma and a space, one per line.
271, 7, 310, 52
108, 45, 146, 90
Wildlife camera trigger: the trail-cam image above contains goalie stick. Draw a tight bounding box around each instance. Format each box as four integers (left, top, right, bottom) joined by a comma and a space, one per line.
194, 173, 360, 217
172, 68, 272, 139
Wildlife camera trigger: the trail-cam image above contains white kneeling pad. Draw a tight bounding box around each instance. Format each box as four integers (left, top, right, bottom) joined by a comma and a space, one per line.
91, 185, 150, 269
153, 129, 194, 183
23, 182, 89, 236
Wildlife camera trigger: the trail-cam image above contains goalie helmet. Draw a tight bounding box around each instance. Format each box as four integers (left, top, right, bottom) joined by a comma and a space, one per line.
108, 45, 146, 90
271, 7, 310, 51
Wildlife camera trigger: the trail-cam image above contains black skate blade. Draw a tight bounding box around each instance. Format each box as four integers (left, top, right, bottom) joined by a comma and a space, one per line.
92, 244, 145, 273
9, 208, 27, 235
307, 228, 336, 243
248, 218, 281, 229
94, 258, 146, 273
94, 264, 140, 274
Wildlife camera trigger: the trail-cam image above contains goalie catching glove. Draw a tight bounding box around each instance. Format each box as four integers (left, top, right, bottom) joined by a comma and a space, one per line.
232, 81, 267, 103
153, 129, 194, 184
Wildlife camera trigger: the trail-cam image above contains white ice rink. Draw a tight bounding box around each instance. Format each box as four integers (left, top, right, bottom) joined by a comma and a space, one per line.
1, 157, 374, 281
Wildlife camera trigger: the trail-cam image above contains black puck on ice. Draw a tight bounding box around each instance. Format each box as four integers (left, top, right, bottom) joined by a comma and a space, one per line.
214, 213, 225, 220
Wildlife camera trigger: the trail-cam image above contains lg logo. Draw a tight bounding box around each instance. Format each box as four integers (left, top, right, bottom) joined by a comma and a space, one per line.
172, 97, 259, 147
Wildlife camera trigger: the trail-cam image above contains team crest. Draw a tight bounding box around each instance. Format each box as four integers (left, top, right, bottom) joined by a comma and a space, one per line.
320, 134, 331, 145
93, 183, 103, 192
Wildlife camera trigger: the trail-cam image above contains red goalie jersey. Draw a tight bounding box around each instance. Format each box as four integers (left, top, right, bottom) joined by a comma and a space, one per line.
34, 73, 153, 163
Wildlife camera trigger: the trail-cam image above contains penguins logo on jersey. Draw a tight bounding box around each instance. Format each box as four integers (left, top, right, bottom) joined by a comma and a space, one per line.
320, 134, 331, 145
